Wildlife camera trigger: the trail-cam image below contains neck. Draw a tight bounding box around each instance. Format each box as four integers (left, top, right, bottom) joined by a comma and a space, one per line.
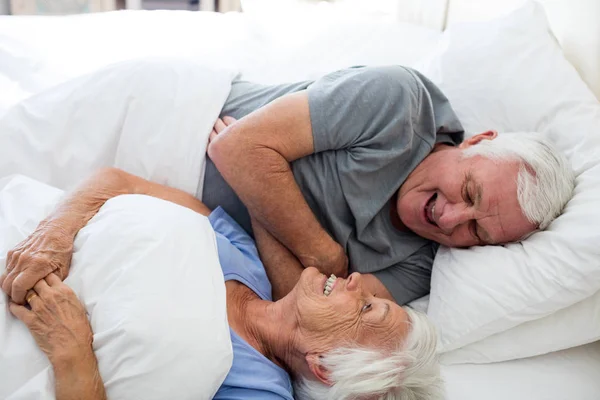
240, 294, 302, 372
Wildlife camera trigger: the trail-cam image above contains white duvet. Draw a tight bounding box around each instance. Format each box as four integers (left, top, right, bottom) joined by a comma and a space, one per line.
0, 59, 236, 399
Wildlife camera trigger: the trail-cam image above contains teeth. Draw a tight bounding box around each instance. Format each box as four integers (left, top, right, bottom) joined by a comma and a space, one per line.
324, 274, 337, 296
431, 203, 436, 223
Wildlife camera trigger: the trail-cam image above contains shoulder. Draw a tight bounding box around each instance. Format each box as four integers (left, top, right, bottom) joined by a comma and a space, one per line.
310, 65, 421, 96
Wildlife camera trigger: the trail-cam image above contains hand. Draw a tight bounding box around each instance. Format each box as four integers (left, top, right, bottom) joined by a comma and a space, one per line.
311, 243, 349, 279
8, 273, 93, 365
209, 116, 237, 143
1, 221, 74, 304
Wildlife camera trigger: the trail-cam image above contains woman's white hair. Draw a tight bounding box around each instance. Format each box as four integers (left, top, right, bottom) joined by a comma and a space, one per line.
462, 132, 574, 230
294, 307, 443, 400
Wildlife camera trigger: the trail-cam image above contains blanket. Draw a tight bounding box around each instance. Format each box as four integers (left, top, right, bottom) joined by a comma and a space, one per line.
0, 58, 236, 400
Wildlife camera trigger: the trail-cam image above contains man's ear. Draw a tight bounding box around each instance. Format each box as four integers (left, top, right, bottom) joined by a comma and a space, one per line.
458, 130, 498, 149
306, 353, 332, 386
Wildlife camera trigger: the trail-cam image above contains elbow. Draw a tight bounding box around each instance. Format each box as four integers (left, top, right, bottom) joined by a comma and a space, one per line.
92, 167, 136, 195
93, 167, 128, 185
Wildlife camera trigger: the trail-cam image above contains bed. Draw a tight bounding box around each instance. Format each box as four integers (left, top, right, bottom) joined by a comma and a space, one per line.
1, 0, 599, 399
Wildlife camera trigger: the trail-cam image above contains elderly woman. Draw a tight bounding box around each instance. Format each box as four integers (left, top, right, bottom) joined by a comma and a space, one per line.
2, 168, 441, 400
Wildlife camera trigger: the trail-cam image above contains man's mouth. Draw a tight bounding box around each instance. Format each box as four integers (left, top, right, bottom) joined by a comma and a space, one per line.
424, 193, 438, 227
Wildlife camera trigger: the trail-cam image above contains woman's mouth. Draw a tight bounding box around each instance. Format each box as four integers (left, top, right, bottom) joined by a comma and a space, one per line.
324, 274, 337, 296
424, 193, 438, 227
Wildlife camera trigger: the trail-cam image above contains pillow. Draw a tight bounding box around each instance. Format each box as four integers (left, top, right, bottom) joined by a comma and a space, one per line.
415, 1, 600, 357
0, 176, 232, 399
441, 289, 600, 364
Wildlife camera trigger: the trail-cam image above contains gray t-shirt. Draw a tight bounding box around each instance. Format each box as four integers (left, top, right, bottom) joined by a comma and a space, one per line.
201, 66, 464, 304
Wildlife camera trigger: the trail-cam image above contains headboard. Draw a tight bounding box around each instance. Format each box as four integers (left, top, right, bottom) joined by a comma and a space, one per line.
395, 0, 600, 100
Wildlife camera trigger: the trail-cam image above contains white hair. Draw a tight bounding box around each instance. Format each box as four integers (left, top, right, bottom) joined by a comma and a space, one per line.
462, 132, 574, 230
294, 308, 443, 400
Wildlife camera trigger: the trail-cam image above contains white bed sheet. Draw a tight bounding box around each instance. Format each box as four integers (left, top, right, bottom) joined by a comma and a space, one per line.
443, 340, 600, 400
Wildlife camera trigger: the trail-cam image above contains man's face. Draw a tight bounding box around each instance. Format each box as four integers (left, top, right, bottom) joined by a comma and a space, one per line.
397, 132, 538, 247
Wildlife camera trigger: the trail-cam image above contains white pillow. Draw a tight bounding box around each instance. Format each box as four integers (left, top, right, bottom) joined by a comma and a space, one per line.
441, 289, 600, 364
416, 1, 600, 357
0, 177, 232, 399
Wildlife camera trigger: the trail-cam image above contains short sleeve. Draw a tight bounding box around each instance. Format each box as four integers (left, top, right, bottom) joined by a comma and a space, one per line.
307, 66, 424, 153
208, 207, 273, 301
209, 206, 257, 257
371, 243, 437, 305
307, 66, 438, 229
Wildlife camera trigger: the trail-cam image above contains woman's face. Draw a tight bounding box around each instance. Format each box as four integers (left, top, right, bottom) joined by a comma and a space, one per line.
292, 267, 411, 352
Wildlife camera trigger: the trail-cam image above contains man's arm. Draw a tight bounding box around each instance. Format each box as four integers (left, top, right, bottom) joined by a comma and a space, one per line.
252, 216, 394, 301
208, 93, 348, 277
250, 217, 303, 300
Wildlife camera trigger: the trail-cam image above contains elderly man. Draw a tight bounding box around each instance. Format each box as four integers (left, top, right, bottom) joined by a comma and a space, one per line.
205, 65, 575, 304
0, 65, 574, 307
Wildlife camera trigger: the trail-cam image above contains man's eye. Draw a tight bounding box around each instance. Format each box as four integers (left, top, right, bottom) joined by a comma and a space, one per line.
470, 221, 481, 242
462, 184, 472, 205
362, 303, 372, 313
466, 189, 475, 206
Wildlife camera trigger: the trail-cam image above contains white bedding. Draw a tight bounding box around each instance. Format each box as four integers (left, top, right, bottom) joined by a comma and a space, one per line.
0, 58, 235, 398
1, 7, 600, 400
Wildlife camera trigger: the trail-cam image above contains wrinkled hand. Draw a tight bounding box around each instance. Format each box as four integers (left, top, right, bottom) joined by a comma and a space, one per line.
9, 273, 92, 364
1, 222, 74, 304
209, 116, 237, 143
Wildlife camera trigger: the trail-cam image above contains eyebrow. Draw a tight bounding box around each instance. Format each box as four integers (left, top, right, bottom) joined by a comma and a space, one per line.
381, 303, 390, 322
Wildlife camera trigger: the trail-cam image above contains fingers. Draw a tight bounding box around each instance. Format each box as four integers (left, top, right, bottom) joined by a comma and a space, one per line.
209, 129, 218, 143
1, 250, 20, 295
45, 273, 62, 287
213, 118, 227, 134
25, 289, 41, 306
11, 265, 51, 304
8, 301, 34, 325
222, 116, 237, 125
33, 279, 50, 295
210, 116, 238, 144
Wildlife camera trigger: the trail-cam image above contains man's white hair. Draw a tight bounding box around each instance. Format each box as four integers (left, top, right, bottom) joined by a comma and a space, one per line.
462, 132, 574, 231
294, 307, 443, 400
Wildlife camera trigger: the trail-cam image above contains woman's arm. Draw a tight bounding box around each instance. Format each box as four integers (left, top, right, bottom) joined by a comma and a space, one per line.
208, 102, 348, 278
1, 167, 211, 303
53, 349, 106, 400
9, 273, 107, 400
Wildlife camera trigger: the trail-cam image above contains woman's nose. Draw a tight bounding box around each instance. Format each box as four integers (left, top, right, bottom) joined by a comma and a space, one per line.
346, 272, 362, 291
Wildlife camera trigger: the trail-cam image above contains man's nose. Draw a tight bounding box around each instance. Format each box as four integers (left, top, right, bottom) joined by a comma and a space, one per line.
437, 205, 471, 234
346, 272, 362, 291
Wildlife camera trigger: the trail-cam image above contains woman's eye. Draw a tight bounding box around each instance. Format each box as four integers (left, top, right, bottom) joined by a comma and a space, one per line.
362, 303, 372, 313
